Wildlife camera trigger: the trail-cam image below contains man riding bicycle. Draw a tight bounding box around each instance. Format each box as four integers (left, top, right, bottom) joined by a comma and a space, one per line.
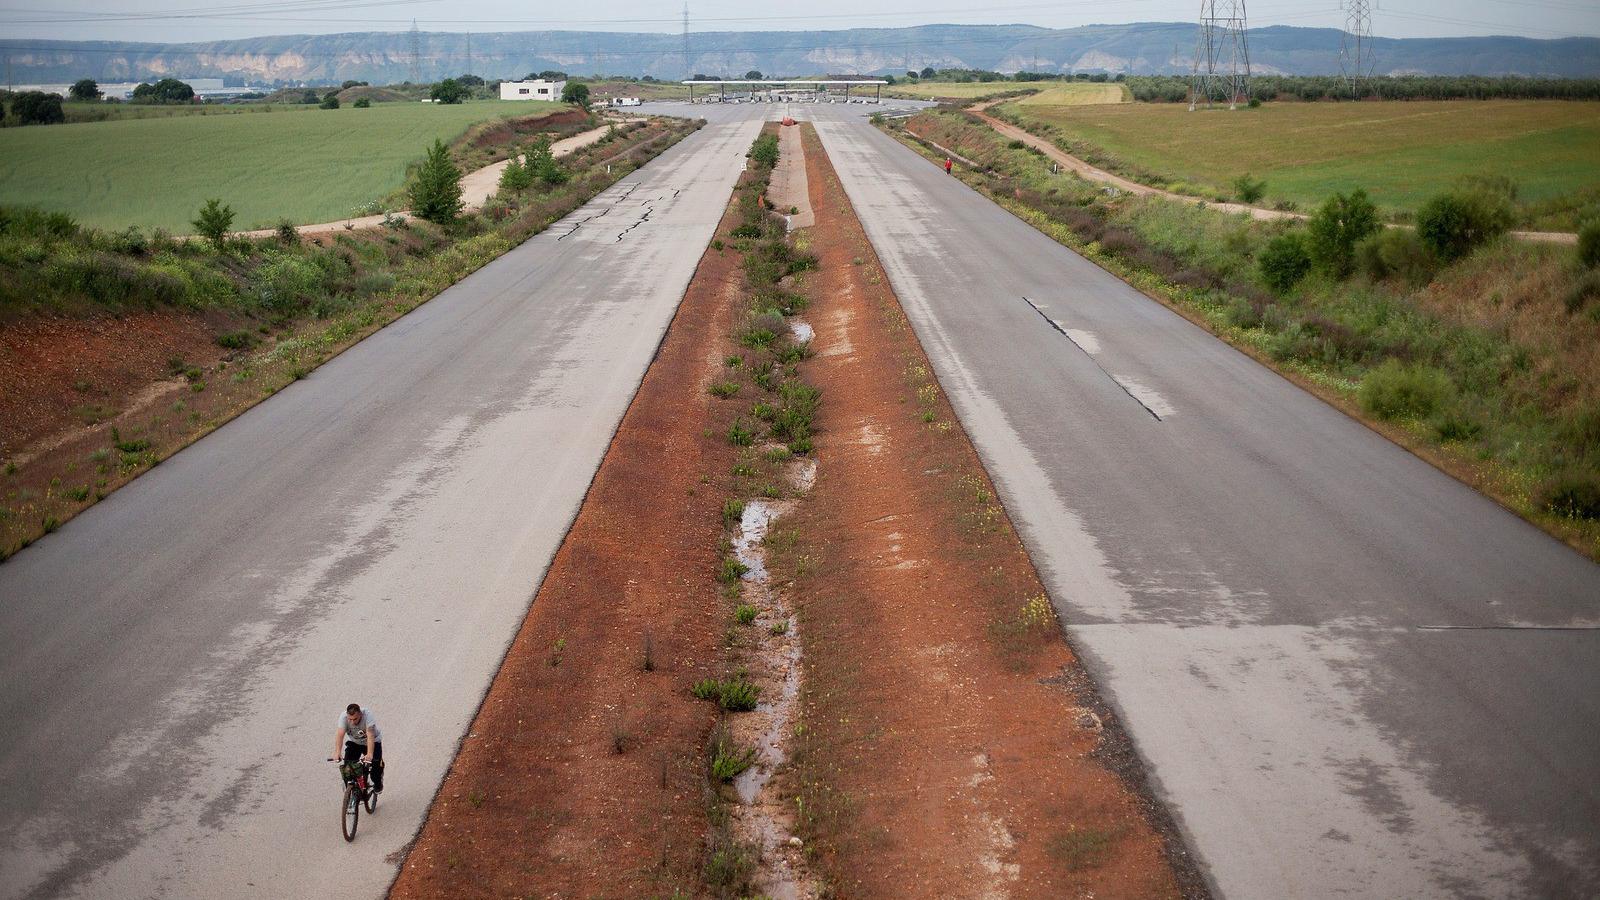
330, 703, 384, 793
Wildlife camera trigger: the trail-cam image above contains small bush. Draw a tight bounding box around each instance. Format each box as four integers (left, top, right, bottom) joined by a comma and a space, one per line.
691, 678, 722, 701
1358, 359, 1454, 421
1562, 271, 1600, 314
251, 253, 324, 312
353, 97, 371, 108
722, 498, 746, 524
1356, 229, 1437, 287
1578, 220, 1600, 270
1415, 189, 1514, 262
1434, 412, 1483, 443
216, 330, 253, 350
1307, 189, 1380, 278
718, 556, 749, 583
717, 678, 760, 711
708, 380, 740, 398
733, 604, 759, 625
1258, 232, 1312, 295
1539, 471, 1600, 520
726, 419, 755, 446
1232, 174, 1266, 204
191, 198, 234, 251
750, 133, 780, 168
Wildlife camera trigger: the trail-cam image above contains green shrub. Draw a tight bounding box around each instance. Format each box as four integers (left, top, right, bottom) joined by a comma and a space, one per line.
1415, 189, 1514, 262
191, 198, 234, 251
708, 380, 740, 398
1258, 232, 1312, 295
408, 139, 463, 224
1358, 359, 1454, 421
1538, 471, 1600, 520
717, 678, 760, 711
216, 330, 254, 350
353, 97, 371, 108
1563, 271, 1600, 314
691, 678, 722, 701
1232, 174, 1266, 204
750, 133, 780, 168
319, 93, 340, 109
250, 253, 324, 312
718, 556, 749, 583
722, 498, 746, 524
734, 604, 759, 625
1356, 229, 1438, 287
1578, 220, 1600, 270
1307, 189, 1380, 278
498, 154, 534, 194
727, 419, 755, 446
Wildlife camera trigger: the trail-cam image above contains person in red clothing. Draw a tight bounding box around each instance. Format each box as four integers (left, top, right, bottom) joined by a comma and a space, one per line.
944, 157, 953, 174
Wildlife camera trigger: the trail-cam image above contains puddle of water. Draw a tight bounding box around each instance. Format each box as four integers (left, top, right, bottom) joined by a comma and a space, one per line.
724, 453, 820, 898
790, 319, 814, 344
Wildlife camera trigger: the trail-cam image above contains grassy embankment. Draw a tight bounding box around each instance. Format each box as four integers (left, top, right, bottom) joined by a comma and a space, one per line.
893, 80, 1128, 104
994, 99, 1600, 230
0, 116, 699, 560
889, 108, 1600, 558
0, 99, 564, 231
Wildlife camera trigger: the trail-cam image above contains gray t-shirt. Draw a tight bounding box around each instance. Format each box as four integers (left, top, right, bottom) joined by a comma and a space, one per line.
338, 708, 380, 745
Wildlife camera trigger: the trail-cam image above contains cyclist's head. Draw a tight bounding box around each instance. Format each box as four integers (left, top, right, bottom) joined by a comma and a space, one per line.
346, 703, 361, 718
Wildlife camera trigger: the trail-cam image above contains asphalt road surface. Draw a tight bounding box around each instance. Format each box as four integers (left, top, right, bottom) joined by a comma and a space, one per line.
797, 106, 1600, 898
0, 114, 762, 899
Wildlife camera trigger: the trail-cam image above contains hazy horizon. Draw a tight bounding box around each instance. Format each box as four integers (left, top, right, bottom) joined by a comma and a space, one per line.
3, 0, 1598, 45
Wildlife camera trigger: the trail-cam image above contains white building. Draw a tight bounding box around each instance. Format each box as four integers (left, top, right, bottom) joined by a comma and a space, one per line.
499, 79, 566, 101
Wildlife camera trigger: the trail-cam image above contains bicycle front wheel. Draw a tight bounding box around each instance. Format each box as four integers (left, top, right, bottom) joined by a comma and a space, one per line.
342, 784, 360, 841
364, 784, 378, 814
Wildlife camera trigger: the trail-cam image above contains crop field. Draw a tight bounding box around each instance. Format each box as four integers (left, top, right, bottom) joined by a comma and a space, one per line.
894, 81, 1128, 104
1003, 99, 1600, 224
0, 99, 563, 232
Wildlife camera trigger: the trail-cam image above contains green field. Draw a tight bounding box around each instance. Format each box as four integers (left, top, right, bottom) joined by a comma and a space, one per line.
0, 99, 563, 231
894, 81, 1129, 104
1003, 99, 1600, 224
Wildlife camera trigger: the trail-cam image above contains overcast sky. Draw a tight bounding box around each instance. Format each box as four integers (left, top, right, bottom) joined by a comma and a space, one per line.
3, 0, 1598, 43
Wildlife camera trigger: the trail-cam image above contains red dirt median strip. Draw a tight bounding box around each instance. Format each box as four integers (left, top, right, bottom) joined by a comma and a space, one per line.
773, 122, 1204, 897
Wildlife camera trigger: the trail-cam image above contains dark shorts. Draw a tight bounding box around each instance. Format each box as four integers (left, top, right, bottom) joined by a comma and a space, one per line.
343, 740, 384, 789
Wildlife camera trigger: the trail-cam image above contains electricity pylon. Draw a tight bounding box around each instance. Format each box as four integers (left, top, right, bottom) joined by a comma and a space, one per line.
1341, 0, 1376, 97
1190, 0, 1251, 110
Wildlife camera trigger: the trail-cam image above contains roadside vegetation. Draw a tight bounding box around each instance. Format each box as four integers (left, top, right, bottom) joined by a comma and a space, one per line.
695, 125, 822, 896
0, 115, 701, 561
888, 107, 1600, 557
989, 98, 1600, 229
0, 99, 568, 231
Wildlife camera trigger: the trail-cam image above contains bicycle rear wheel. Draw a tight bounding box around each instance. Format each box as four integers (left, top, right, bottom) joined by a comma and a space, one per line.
342, 784, 360, 841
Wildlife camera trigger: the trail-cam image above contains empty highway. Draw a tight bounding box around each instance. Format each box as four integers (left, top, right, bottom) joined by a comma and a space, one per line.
0, 115, 761, 899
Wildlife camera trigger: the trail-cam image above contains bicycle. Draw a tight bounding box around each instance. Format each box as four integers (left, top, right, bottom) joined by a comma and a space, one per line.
329, 757, 379, 841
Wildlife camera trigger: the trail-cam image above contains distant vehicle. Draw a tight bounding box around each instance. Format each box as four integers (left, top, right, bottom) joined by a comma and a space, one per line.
610, 97, 642, 107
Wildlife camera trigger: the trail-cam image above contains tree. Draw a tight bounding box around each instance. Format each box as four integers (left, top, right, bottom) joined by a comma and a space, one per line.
12, 91, 65, 126
1232, 173, 1266, 204
320, 93, 340, 109
745, 70, 763, 80
191, 198, 235, 250
920, 66, 936, 79
1307, 189, 1380, 278
537, 70, 568, 81
68, 79, 102, 101
300, 89, 320, 104
431, 78, 469, 104
131, 78, 194, 104
457, 74, 485, 87
526, 137, 567, 185
561, 82, 590, 107
499, 150, 534, 194
341, 79, 368, 89
1258, 232, 1312, 294
353, 97, 371, 108
1415, 189, 1514, 263
408, 139, 463, 223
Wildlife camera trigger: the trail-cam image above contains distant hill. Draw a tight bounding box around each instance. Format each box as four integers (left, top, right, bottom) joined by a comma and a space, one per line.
3, 23, 1597, 86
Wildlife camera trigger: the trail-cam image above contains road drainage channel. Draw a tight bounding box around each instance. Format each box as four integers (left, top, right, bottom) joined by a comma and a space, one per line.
725, 352, 819, 898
